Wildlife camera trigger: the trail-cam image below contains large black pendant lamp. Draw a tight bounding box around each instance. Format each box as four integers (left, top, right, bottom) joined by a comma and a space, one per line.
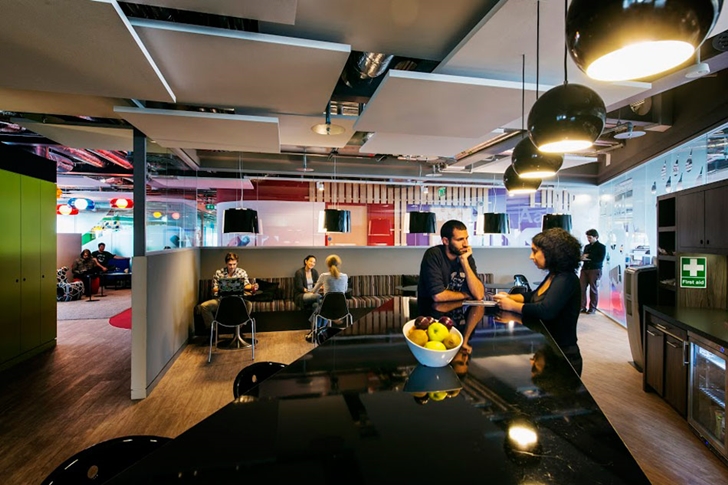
504, 165, 542, 194
409, 211, 437, 234
483, 213, 510, 234
528, 0, 606, 153
323, 208, 351, 233
542, 213, 573, 232
223, 208, 259, 234
566, 0, 722, 82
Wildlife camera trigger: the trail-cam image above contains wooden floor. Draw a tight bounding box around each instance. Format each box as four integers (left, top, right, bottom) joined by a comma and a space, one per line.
1, 304, 727, 484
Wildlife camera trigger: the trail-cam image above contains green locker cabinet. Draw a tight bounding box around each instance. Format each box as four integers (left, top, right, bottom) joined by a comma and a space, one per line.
40, 180, 57, 343
20, 176, 41, 353
0, 169, 22, 363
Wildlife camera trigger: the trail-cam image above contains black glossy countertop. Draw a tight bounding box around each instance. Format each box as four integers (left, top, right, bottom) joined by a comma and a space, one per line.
645, 305, 728, 348
108, 297, 649, 484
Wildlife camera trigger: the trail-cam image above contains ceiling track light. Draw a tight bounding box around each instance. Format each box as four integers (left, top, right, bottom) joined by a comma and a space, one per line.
528, 0, 606, 153
566, 0, 721, 82
613, 121, 646, 140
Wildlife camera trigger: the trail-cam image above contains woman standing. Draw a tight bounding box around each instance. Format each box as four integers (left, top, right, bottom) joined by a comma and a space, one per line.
493, 228, 583, 375
294, 255, 320, 310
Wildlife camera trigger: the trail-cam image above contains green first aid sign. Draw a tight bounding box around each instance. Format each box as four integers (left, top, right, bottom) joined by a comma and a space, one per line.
680, 257, 707, 289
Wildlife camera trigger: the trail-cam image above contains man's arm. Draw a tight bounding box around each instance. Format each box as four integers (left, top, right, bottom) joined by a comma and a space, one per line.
461, 250, 485, 300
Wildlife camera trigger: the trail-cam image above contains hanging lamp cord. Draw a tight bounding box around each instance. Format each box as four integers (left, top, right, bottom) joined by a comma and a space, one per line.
536, 0, 540, 99
563, 0, 568, 85
521, 53, 525, 134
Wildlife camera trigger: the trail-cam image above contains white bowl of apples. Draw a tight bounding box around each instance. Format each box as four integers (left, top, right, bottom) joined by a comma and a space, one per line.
403, 315, 463, 368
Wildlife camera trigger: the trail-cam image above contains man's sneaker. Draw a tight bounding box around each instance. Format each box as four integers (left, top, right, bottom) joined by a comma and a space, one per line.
580, 308, 588, 313
587, 309, 596, 314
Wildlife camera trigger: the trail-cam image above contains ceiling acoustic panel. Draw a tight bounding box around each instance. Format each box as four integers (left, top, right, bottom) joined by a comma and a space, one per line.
354, 70, 535, 138
115, 107, 280, 153
360, 132, 497, 158
131, 19, 350, 115
0, 88, 133, 119
123, 0, 298, 25
435, 0, 651, 110
0, 0, 174, 102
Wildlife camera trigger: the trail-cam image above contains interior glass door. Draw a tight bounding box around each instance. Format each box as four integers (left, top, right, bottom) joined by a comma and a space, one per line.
689, 340, 726, 454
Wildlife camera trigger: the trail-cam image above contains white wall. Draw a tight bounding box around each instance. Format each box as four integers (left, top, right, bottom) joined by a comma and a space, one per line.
57, 233, 82, 271
131, 248, 200, 399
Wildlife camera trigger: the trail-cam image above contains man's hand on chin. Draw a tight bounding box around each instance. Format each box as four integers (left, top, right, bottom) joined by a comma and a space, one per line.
459, 246, 473, 261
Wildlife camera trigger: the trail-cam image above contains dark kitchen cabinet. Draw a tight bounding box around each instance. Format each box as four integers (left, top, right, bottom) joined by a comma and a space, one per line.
644, 313, 689, 417
677, 183, 728, 253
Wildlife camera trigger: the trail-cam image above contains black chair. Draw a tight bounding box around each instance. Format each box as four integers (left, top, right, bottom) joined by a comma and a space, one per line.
513, 274, 532, 292
233, 361, 287, 399
41, 435, 171, 484
208, 295, 256, 363
311, 292, 353, 345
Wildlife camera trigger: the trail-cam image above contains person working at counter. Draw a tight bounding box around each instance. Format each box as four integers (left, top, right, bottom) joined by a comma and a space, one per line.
493, 228, 583, 375
417, 219, 485, 315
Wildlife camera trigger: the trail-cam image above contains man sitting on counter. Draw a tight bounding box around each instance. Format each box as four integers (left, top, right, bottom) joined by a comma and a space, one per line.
417, 219, 485, 315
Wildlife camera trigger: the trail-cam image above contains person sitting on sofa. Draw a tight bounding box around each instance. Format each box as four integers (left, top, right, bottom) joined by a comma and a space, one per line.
294, 255, 321, 311
91, 242, 129, 273
198, 252, 257, 332
72, 249, 106, 295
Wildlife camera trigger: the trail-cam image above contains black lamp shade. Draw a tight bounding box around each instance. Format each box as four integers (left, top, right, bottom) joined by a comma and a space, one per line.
566, 0, 721, 82
504, 165, 542, 194
511, 138, 564, 179
542, 214, 573, 232
409, 211, 437, 234
527, 83, 606, 153
324, 209, 351, 233
483, 213, 510, 234
223, 208, 259, 234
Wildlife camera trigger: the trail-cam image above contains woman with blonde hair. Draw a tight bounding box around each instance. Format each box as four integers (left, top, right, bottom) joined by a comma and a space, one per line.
310, 254, 348, 295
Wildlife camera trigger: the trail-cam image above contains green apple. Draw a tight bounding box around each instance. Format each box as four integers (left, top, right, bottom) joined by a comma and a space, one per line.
428, 391, 448, 401
427, 322, 449, 342
424, 340, 447, 351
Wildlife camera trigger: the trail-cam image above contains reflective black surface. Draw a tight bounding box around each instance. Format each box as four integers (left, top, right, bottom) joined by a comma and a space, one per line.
108, 297, 649, 484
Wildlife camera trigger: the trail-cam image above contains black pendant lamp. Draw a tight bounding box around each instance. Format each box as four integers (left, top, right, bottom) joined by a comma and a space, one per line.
542, 213, 572, 232
483, 213, 510, 234
504, 165, 542, 194
324, 208, 351, 233
409, 211, 437, 234
512, 137, 563, 179
566, 0, 721, 82
528, 0, 606, 154
223, 208, 259, 234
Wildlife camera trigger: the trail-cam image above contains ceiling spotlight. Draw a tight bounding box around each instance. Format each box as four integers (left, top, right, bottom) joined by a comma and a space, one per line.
312, 101, 346, 136
613, 122, 646, 140
566, 0, 721, 82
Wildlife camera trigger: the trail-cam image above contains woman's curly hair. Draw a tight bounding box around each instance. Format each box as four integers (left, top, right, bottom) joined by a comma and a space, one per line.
532, 228, 582, 273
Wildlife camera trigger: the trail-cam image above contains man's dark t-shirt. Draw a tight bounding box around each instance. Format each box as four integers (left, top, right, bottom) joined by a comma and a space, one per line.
92, 250, 114, 266
417, 245, 478, 315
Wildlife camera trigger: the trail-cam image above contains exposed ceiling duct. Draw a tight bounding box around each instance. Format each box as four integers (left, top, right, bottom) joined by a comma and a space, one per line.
341, 52, 394, 89
50, 146, 106, 168
88, 149, 134, 170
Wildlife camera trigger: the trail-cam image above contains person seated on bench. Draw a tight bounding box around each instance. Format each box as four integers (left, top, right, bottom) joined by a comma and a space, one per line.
199, 252, 257, 331
71, 249, 106, 296
294, 255, 321, 311
91, 242, 129, 273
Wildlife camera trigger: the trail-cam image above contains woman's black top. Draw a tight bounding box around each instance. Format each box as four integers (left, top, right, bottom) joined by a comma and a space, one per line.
521, 271, 581, 348
293, 267, 319, 306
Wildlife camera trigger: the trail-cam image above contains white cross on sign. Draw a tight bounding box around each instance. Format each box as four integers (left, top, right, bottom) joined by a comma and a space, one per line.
683, 259, 704, 276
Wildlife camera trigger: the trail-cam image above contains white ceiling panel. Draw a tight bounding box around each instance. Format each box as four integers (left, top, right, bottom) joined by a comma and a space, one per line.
124, 0, 298, 24
0, 0, 174, 102
278, 114, 356, 148
12, 120, 165, 153
115, 107, 280, 153
150, 176, 255, 190
354, 70, 536, 138
259, 0, 495, 60
435, 0, 651, 110
359, 132, 498, 158
132, 19, 350, 115
0, 88, 133, 119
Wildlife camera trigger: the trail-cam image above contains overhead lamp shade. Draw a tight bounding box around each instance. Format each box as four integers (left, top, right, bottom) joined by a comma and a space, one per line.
483, 213, 510, 234
223, 208, 259, 234
511, 138, 564, 179
324, 209, 351, 233
527, 84, 606, 153
56, 204, 78, 216
566, 0, 721, 82
110, 197, 134, 209
409, 211, 437, 234
503, 165, 542, 194
542, 214, 573, 232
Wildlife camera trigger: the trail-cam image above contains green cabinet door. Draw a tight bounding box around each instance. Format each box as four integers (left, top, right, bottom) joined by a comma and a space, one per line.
39, 180, 57, 343
0, 170, 22, 363
20, 176, 41, 353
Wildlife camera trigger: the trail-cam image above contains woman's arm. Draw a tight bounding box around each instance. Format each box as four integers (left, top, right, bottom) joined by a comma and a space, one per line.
521, 273, 577, 320
311, 273, 325, 295
492, 291, 527, 313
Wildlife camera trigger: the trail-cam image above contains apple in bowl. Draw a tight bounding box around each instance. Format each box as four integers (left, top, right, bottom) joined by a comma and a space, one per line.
402, 319, 463, 367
